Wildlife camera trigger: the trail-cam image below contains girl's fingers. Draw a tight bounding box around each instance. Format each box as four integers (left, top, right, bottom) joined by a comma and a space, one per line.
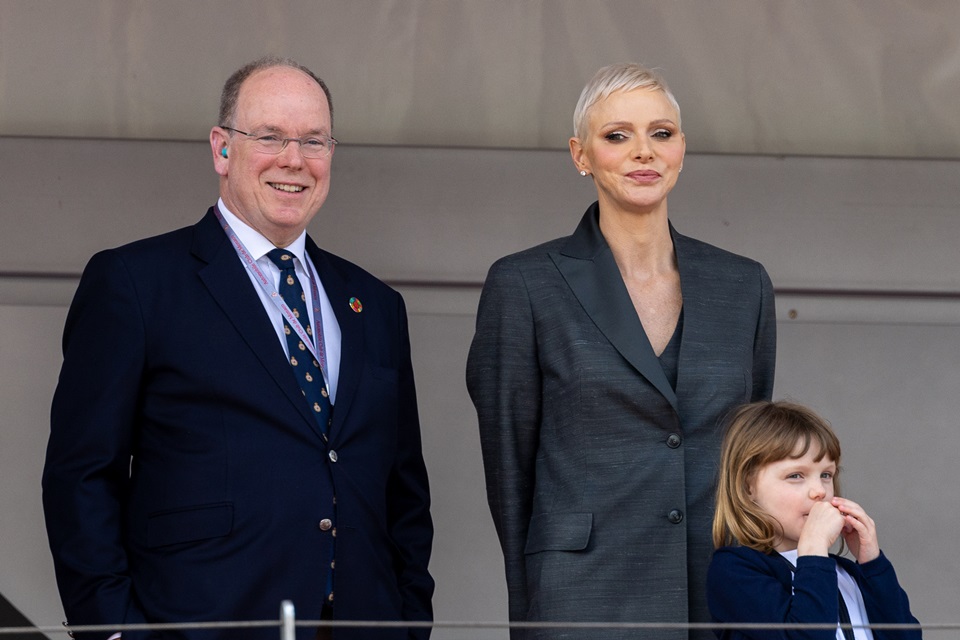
832, 498, 875, 528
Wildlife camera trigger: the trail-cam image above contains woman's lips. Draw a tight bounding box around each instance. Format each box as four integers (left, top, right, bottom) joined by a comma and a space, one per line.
626, 170, 661, 182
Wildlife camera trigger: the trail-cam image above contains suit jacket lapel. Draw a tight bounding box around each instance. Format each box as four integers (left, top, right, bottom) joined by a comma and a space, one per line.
192, 208, 325, 436
671, 229, 709, 408
307, 238, 364, 443
550, 204, 679, 413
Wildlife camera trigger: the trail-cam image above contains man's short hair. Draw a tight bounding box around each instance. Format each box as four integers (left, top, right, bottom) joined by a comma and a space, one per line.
218, 56, 333, 130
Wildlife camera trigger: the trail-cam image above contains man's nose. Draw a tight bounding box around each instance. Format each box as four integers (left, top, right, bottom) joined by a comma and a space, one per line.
277, 139, 306, 166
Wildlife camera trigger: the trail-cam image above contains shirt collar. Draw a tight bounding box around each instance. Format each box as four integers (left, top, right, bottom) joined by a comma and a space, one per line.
778, 548, 800, 565
217, 197, 309, 266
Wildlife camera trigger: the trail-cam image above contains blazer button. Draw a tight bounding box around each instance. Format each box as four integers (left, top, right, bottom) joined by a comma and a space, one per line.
666, 433, 682, 449
328, 450, 338, 462
668, 509, 684, 524
318, 519, 333, 531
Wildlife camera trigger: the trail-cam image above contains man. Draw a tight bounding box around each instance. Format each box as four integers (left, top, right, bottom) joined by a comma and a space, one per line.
42, 57, 434, 640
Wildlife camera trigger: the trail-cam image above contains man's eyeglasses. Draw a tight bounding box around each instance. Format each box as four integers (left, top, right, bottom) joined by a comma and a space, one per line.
220, 126, 337, 159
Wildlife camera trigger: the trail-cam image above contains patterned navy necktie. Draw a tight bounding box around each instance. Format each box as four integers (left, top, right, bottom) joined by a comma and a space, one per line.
266, 248, 332, 438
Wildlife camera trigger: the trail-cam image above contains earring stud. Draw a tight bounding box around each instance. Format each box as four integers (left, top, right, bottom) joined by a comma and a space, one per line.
579, 170, 587, 177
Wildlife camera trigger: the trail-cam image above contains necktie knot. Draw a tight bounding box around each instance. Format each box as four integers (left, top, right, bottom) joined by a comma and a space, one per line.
267, 248, 297, 271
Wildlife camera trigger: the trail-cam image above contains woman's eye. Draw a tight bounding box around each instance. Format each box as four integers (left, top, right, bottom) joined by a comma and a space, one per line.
604, 132, 628, 142
652, 129, 673, 139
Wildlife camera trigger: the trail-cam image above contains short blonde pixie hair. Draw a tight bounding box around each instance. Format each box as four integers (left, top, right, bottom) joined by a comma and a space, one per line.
713, 401, 843, 552
572, 62, 682, 140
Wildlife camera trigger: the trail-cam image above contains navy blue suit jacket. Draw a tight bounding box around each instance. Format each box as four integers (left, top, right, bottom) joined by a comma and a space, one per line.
43, 208, 433, 639
707, 546, 920, 640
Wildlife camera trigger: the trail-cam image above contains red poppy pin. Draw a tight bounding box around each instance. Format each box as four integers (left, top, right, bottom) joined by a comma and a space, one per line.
349, 297, 363, 313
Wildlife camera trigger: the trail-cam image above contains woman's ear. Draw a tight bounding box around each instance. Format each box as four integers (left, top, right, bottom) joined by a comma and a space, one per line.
569, 137, 588, 175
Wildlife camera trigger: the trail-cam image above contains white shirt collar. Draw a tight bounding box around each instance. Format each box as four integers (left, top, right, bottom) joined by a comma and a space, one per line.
779, 548, 800, 566
217, 197, 309, 267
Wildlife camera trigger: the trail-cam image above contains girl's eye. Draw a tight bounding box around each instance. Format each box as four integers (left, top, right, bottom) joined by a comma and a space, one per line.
786, 473, 802, 480
821, 472, 834, 480
604, 132, 628, 142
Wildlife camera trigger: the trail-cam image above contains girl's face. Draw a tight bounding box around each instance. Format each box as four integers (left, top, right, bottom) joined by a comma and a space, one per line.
748, 440, 837, 552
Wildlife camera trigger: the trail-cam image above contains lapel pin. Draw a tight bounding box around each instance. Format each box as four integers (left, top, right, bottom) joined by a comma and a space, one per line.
349, 297, 363, 313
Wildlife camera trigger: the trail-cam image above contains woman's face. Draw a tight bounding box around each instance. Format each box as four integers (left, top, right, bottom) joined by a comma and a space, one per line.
570, 88, 685, 216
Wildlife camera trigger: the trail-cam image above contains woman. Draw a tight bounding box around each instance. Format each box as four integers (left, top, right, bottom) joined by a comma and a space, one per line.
466, 63, 776, 639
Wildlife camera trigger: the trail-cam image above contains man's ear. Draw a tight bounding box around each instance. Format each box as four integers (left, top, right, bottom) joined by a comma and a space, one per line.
210, 127, 230, 176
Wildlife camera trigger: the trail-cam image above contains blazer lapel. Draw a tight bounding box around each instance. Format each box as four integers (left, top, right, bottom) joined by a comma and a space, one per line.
671, 229, 712, 407
550, 204, 679, 413
307, 238, 364, 443
192, 208, 323, 435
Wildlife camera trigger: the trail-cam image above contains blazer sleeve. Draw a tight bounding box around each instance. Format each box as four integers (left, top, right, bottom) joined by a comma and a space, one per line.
707, 547, 839, 640
465, 257, 542, 621
752, 264, 777, 402
385, 293, 436, 636
42, 250, 148, 631
842, 552, 921, 640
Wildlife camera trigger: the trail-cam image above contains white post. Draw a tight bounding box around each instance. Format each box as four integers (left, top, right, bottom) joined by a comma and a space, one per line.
280, 600, 296, 640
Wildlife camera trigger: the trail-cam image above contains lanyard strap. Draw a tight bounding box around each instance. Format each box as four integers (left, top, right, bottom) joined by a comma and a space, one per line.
214, 205, 329, 387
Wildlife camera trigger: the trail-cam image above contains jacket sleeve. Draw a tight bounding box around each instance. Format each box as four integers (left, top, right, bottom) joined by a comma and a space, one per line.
751, 263, 777, 401
385, 293, 436, 638
465, 258, 542, 622
42, 250, 148, 635
846, 551, 921, 640
707, 547, 839, 640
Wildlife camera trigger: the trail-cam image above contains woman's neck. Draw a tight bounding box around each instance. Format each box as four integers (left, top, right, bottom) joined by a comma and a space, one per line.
598, 204, 675, 279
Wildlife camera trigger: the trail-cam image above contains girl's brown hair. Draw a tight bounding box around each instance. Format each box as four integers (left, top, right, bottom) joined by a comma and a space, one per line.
712, 401, 843, 552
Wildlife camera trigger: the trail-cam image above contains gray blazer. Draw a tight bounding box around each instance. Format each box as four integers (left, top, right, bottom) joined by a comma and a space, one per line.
466, 203, 776, 640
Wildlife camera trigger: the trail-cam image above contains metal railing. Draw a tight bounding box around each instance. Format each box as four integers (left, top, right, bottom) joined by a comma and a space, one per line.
0, 602, 943, 639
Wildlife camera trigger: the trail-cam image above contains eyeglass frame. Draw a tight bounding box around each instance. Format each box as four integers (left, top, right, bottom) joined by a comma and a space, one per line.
220, 126, 338, 159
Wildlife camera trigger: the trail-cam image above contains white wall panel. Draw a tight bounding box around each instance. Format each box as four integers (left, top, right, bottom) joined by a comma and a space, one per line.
0, 305, 69, 636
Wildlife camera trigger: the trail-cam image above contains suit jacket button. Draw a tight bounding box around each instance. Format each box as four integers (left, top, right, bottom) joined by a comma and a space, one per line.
328, 450, 338, 462
668, 509, 684, 524
319, 519, 333, 531
666, 433, 682, 448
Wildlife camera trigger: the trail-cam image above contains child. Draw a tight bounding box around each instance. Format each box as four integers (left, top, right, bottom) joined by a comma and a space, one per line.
707, 401, 920, 640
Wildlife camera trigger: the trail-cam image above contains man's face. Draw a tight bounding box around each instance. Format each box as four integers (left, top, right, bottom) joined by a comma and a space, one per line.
211, 66, 333, 247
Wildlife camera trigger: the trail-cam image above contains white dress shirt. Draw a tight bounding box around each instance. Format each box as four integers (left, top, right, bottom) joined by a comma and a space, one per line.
218, 198, 341, 404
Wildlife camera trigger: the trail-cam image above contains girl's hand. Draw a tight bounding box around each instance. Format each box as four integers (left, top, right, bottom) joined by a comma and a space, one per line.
831, 497, 880, 563
797, 500, 846, 557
